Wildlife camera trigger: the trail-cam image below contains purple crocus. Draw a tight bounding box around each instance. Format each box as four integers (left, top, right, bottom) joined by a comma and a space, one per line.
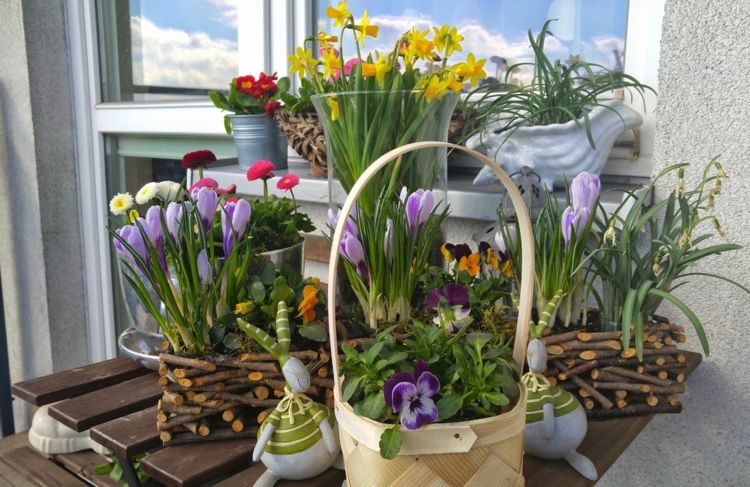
165, 201, 187, 243
340, 231, 369, 283
384, 359, 440, 430
194, 187, 218, 233
561, 206, 591, 245
384, 218, 395, 263
115, 224, 148, 270
197, 249, 211, 285
143, 207, 168, 274
221, 199, 252, 256
328, 206, 359, 238
570, 172, 601, 213
400, 187, 435, 237
426, 283, 472, 332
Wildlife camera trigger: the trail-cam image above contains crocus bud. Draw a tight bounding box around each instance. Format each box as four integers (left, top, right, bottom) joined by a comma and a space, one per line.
561, 206, 580, 245
222, 199, 252, 256
197, 249, 211, 284
340, 231, 369, 283
195, 187, 218, 233
384, 218, 395, 263
570, 172, 601, 212
404, 188, 435, 236
165, 202, 184, 243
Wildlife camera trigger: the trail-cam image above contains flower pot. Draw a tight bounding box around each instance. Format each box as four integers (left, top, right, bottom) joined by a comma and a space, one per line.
253, 239, 305, 275
276, 109, 327, 177
327, 142, 536, 485
230, 114, 288, 170
468, 100, 643, 188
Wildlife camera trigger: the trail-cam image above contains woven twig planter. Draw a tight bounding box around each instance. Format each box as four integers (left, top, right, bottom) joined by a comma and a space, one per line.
327, 141, 535, 486
155, 349, 334, 445
541, 320, 688, 418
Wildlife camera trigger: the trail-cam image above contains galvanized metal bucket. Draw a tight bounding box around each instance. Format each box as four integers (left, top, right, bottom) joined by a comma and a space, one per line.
230, 114, 288, 170
252, 239, 305, 275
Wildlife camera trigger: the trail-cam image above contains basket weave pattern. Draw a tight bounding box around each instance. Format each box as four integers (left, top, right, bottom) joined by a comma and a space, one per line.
276, 110, 328, 177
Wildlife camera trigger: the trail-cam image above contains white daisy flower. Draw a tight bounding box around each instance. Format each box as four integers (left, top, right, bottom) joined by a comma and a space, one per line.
135, 182, 159, 204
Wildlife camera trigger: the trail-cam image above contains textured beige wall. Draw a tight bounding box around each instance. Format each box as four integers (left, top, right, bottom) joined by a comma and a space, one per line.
601, 1, 750, 484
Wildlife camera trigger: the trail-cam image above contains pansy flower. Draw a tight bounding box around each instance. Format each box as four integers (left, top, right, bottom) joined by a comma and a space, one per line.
296, 283, 320, 324
383, 359, 440, 430
458, 252, 480, 277
426, 283, 472, 332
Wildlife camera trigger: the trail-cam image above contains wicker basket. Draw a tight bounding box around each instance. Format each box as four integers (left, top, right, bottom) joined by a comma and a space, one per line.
326, 141, 535, 486
276, 110, 328, 177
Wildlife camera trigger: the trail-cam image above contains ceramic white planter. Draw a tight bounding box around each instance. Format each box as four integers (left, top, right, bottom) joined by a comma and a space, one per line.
467, 100, 642, 188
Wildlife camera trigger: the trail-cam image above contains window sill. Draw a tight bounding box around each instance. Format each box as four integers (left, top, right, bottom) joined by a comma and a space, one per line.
201, 157, 640, 221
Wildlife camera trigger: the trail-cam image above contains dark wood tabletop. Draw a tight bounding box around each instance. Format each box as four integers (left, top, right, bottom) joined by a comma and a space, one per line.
8, 351, 701, 486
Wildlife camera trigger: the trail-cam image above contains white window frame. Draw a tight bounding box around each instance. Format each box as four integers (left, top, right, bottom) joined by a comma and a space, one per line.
66, 0, 662, 361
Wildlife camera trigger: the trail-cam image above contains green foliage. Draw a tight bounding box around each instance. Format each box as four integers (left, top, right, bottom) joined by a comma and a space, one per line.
94, 453, 149, 486
379, 426, 403, 460
589, 159, 748, 358
250, 196, 314, 253
279, 77, 317, 113
465, 19, 654, 149
209, 76, 290, 134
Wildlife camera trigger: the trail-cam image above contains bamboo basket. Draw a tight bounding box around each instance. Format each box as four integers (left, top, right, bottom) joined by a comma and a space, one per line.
326, 141, 535, 486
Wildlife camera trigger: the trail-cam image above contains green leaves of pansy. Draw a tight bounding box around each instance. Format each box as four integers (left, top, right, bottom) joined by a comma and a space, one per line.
437, 392, 463, 421
355, 392, 386, 420
379, 426, 403, 460
298, 322, 328, 342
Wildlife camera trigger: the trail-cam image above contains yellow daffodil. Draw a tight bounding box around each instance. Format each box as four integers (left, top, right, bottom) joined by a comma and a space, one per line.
288, 47, 317, 78
327, 97, 340, 121
458, 253, 481, 277
321, 47, 340, 79
360, 61, 377, 78
128, 209, 140, 224
353, 10, 379, 46
296, 284, 319, 324
422, 74, 447, 102
433, 24, 463, 57
315, 32, 338, 45
326, 1, 351, 28
234, 301, 253, 315
373, 53, 392, 85
109, 192, 133, 215
455, 53, 486, 86
408, 28, 436, 60
444, 72, 463, 93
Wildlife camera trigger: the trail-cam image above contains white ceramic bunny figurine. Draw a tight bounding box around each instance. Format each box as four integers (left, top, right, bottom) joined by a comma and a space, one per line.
522, 338, 598, 481
238, 301, 340, 487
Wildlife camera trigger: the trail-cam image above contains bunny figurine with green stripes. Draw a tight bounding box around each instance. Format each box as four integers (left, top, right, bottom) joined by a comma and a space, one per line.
237, 301, 340, 486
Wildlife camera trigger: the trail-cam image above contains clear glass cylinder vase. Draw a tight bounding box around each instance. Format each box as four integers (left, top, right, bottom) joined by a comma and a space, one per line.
312, 90, 457, 330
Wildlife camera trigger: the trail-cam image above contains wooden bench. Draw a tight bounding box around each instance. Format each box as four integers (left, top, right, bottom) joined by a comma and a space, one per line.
7, 348, 700, 485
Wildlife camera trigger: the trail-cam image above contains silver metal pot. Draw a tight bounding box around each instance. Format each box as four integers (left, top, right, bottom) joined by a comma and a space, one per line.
255, 239, 305, 275
230, 114, 288, 170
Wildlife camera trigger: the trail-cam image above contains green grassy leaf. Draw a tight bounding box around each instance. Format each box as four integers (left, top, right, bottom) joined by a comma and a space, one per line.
648, 288, 709, 356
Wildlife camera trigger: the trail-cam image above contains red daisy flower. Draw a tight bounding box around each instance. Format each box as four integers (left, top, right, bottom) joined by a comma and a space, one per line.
246, 160, 276, 181
276, 173, 300, 191
182, 150, 217, 170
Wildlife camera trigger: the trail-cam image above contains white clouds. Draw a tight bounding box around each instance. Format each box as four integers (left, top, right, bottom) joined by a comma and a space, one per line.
208, 0, 238, 28
130, 16, 237, 89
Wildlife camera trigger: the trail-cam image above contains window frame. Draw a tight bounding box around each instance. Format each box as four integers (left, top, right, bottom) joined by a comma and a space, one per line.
67, 0, 663, 361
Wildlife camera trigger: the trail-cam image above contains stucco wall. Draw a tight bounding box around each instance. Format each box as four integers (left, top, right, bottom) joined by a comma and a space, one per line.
0, 0, 89, 428
601, 1, 750, 484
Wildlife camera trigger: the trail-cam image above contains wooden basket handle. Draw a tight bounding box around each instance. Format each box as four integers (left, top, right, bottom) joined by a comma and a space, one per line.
327, 141, 535, 401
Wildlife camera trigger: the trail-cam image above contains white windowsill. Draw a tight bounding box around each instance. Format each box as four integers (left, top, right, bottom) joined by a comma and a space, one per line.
201, 156, 641, 221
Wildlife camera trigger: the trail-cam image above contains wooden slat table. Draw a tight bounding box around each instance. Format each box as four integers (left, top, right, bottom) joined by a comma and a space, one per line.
8, 353, 701, 486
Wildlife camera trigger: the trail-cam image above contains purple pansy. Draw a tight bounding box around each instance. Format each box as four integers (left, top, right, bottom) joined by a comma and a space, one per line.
400, 187, 435, 237
221, 199, 252, 256
426, 283, 472, 332
340, 231, 369, 283
452, 243, 472, 262
384, 359, 440, 430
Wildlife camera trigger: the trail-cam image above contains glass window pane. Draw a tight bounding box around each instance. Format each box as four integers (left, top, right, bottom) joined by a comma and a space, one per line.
97, 0, 239, 101
316, 0, 629, 83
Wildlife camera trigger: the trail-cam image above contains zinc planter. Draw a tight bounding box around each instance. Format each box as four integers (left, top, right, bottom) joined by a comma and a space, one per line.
230, 114, 288, 170
468, 100, 643, 189
254, 239, 305, 276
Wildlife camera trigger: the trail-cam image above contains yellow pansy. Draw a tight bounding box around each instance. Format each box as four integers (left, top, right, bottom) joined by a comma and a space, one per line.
321, 47, 340, 79
458, 253, 481, 277
433, 24, 463, 57
373, 53, 392, 85
326, 1, 351, 28
501, 259, 513, 278
288, 47, 317, 78
296, 284, 319, 324
353, 10, 379, 46
455, 53, 486, 86
234, 301, 253, 315
486, 249, 500, 270
327, 97, 340, 121
440, 243, 454, 262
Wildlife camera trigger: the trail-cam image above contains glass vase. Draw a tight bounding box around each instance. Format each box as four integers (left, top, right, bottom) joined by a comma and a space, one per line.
312, 91, 457, 331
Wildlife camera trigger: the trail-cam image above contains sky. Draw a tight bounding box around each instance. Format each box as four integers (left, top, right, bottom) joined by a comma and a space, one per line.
126, 0, 628, 90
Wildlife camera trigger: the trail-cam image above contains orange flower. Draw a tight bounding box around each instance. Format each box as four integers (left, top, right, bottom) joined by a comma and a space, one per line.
458, 253, 480, 276
501, 260, 513, 278
296, 284, 319, 324
486, 249, 500, 270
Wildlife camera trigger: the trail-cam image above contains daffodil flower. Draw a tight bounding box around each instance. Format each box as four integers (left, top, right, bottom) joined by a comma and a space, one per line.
315, 32, 338, 45
327, 97, 340, 121
373, 53, 392, 85
422, 75, 446, 102
359, 61, 377, 78
326, 1, 351, 28
433, 24, 463, 56
352, 10, 379, 46
455, 53, 487, 87
321, 47, 340, 80
288, 47, 317, 79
